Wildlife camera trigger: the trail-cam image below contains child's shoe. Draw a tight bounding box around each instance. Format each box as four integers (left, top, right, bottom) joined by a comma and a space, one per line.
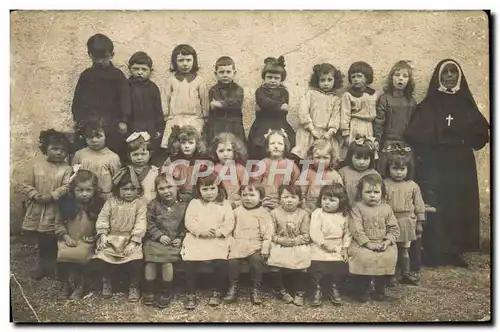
328, 284, 342, 306
208, 290, 222, 307
142, 280, 155, 306
70, 283, 84, 300
251, 283, 263, 305
184, 294, 196, 310
30, 263, 47, 280
223, 282, 238, 303
293, 292, 305, 306
400, 273, 420, 286
58, 281, 72, 300
387, 275, 398, 288
128, 283, 140, 302
102, 277, 112, 299
311, 285, 322, 307
277, 289, 294, 304
157, 281, 172, 308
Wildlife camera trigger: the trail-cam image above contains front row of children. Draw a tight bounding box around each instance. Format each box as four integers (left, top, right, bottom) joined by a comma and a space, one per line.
21, 126, 425, 310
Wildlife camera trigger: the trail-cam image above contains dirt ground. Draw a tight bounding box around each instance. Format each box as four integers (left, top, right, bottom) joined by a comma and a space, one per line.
10, 239, 491, 323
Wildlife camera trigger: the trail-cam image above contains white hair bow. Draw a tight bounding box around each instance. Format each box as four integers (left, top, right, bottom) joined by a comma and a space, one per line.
263, 128, 288, 139
126, 131, 151, 143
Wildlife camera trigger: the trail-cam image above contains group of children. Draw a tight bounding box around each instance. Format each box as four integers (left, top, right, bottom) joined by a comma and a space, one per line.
19, 32, 487, 311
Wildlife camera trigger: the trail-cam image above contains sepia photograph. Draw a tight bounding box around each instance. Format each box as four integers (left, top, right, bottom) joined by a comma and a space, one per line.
9, 10, 491, 323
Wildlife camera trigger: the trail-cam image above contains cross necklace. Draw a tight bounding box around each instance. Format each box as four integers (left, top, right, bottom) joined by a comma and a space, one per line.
446, 114, 454, 127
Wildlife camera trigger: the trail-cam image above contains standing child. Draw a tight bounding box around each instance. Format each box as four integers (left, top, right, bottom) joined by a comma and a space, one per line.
309, 184, 350, 307
142, 174, 187, 308
338, 139, 380, 205
160, 44, 209, 150
291, 63, 343, 160
248, 56, 296, 160
267, 185, 311, 306
20, 129, 72, 279
254, 129, 301, 211
374, 60, 417, 174
225, 183, 273, 305
384, 145, 425, 286
339, 61, 378, 161
210, 132, 248, 209
205, 56, 246, 145
125, 132, 159, 203
127, 51, 165, 165
72, 119, 122, 200
94, 167, 147, 302
301, 139, 343, 214
71, 33, 131, 156
161, 125, 209, 203
56, 169, 104, 299
181, 173, 234, 310
348, 174, 400, 302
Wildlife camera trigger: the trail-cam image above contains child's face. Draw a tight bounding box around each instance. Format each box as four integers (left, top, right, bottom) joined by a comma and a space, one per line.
241, 187, 261, 209
90, 52, 113, 67
319, 72, 335, 92
350, 72, 367, 89
176, 53, 194, 73
440, 63, 459, 89
199, 184, 218, 202
46, 144, 68, 163
157, 180, 178, 202
352, 154, 371, 171
129, 147, 151, 167
130, 63, 152, 81
85, 129, 106, 151
119, 183, 139, 202
389, 165, 408, 182
180, 138, 196, 157
280, 189, 300, 212
264, 72, 282, 88
392, 68, 409, 91
215, 65, 236, 84
361, 182, 382, 206
74, 180, 95, 203
268, 134, 285, 159
321, 195, 340, 213
312, 148, 332, 170
216, 142, 234, 165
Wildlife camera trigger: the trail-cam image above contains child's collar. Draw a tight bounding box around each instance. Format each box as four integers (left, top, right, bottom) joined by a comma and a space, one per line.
347, 86, 376, 98
129, 76, 151, 85
262, 82, 286, 89
175, 72, 197, 83
310, 87, 337, 96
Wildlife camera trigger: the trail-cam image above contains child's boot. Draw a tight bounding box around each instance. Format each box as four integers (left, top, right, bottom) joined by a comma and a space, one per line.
30, 260, 48, 280
372, 276, 390, 302
311, 276, 322, 307
58, 279, 72, 300
102, 276, 112, 299
293, 291, 305, 307
251, 282, 263, 305
387, 274, 398, 287
209, 290, 222, 307
329, 284, 342, 306
70, 275, 84, 299
223, 281, 238, 303
142, 280, 155, 306
128, 281, 140, 302
184, 293, 196, 310
400, 272, 420, 286
277, 289, 294, 304
157, 281, 172, 308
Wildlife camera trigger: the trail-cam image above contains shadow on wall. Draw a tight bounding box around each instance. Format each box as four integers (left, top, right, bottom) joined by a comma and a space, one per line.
9, 10, 490, 236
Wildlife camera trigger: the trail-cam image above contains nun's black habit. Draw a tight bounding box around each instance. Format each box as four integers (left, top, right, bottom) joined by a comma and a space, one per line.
405, 59, 489, 257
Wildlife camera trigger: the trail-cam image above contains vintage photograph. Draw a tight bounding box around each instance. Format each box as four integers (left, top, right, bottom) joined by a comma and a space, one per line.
10, 10, 491, 322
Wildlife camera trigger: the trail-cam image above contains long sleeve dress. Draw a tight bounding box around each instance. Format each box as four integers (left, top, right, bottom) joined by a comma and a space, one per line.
301, 166, 343, 213
348, 202, 400, 276
20, 157, 72, 233
310, 209, 351, 261
128, 77, 164, 139
291, 89, 341, 159
339, 87, 378, 160
94, 197, 147, 264
247, 84, 296, 160
160, 73, 209, 148
55, 208, 96, 264
134, 165, 159, 203
338, 166, 380, 205
71, 63, 131, 154
267, 207, 311, 270
72, 147, 121, 200
206, 82, 246, 144
181, 199, 235, 261
229, 205, 273, 259
143, 197, 187, 263
384, 179, 426, 243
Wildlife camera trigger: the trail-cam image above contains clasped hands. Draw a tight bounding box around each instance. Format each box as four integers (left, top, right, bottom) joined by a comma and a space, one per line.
198, 228, 224, 239
364, 240, 392, 252
97, 234, 138, 255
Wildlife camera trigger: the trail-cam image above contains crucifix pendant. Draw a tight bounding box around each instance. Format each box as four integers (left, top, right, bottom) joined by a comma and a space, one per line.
446, 114, 454, 127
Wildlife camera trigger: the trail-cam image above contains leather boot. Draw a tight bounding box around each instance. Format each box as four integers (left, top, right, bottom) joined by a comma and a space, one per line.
102, 277, 112, 299
142, 280, 155, 306
184, 293, 196, 310
157, 281, 172, 308
70, 275, 84, 299
293, 291, 305, 306
329, 284, 342, 306
209, 290, 222, 306
223, 282, 238, 303
251, 282, 263, 305
311, 278, 322, 307
58, 280, 72, 300
277, 289, 294, 303
128, 281, 140, 302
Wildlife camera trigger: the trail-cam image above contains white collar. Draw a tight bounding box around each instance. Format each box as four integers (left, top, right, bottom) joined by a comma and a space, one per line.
437, 60, 462, 94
